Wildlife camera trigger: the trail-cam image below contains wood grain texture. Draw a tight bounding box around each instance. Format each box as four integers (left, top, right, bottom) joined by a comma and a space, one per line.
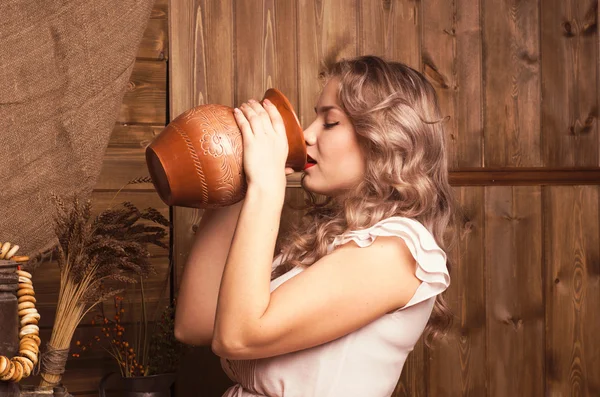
422, 0, 483, 169
485, 186, 544, 396
274, 0, 299, 109
108, 123, 164, 147
235, 0, 272, 103
285, 167, 600, 187
117, 60, 167, 124
137, 18, 168, 60
358, 0, 421, 70
544, 186, 600, 395
428, 187, 487, 396
96, 147, 157, 190
297, 0, 358, 127
483, 0, 541, 167
541, 0, 599, 166
232, 0, 297, 106
151, 0, 167, 19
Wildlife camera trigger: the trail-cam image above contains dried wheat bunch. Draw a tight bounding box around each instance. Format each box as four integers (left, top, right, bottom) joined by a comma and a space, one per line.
39, 193, 169, 387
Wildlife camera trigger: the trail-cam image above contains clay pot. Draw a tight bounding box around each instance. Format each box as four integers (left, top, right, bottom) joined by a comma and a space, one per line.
146, 88, 306, 209
98, 372, 176, 397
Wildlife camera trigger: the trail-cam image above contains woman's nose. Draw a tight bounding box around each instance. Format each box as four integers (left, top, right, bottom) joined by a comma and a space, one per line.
303, 123, 317, 145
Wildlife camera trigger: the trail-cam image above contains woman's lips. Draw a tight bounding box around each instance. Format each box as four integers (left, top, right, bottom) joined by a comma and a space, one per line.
304, 155, 317, 170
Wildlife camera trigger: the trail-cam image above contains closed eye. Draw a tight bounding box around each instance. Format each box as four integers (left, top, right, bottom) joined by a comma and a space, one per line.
324, 122, 339, 129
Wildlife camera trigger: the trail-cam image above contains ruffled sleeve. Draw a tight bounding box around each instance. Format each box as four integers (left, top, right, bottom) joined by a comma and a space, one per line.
330, 216, 450, 311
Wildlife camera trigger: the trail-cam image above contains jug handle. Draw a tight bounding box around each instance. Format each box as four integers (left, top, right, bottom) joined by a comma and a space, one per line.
98, 371, 118, 397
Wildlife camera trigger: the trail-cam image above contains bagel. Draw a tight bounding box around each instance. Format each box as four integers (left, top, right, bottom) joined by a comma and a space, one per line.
19, 344, 38, 355
18, 301, 35, 311
5, 244, 19, 260
19, 325, 39, 338
0, 242, 10, 259
12, 256, 30, 263
0, 356, 9, 376
21, 334, 41, 346
0, 361, 15, 381
18, 307, 38, 317
20, 316, 38, 327
18, 295, 37, 304
10, 360, 23, 382
16, 269, 32, 279
19, 350, 37, 365
13, 357, 32, 377
17, 288, 35, 298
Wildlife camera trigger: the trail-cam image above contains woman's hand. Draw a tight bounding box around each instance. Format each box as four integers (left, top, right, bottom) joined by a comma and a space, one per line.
234, 99, 294, 195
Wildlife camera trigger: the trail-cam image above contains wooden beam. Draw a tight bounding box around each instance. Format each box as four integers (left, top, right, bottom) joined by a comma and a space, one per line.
284, 168, 600, 188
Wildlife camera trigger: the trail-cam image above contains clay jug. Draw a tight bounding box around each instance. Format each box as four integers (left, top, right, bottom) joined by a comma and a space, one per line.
145, 88, 306, 209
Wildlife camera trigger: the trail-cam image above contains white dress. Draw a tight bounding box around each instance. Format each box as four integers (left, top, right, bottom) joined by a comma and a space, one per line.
221, 216, 450, 397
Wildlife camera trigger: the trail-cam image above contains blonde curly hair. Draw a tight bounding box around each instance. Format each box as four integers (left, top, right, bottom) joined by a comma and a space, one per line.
274, 55, 458, 345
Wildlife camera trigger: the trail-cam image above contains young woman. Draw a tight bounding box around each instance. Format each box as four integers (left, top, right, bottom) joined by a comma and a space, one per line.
175, 55, 456, 397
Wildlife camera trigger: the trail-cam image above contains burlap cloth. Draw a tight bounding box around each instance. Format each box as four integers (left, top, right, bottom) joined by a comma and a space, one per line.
0, 0, 156, 257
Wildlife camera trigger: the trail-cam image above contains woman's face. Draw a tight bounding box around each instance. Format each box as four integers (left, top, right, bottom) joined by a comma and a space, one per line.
302, 78, 366, 197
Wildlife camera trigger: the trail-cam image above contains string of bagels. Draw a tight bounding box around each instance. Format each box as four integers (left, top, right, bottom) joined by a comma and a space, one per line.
0, 242, 40, 383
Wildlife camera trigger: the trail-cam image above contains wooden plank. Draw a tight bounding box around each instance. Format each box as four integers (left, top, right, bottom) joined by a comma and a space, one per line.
428, 187, 487, 396
137, 18, 168, 60
118, 60, 167, 125
544, 186, 600, 394
234, 0, 276, 103
485, 186, 544, 396
170, 0, 234, 293
422, 0, 483, 168
90, 190, 169, 218
541, 0, 598, 166
358, 0, 421, 70
97, 123, 165, 190
285, 168, 600, 188
483, 0, 541, 167
168, 0, 194, 115
108, 123, 164, 148
297, 0, 358, 127
274, 0, 299, 110
151, 0, 168, 19
447, 167, 600, 186
196, 0, 235, 107
96, 147, 156, 191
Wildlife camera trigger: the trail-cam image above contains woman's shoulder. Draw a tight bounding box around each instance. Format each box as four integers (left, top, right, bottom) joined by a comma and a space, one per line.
331, 215, 450, 310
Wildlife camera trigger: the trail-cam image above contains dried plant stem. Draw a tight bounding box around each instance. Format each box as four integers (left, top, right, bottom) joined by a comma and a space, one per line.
40, 261, 108, 386
141, 279, 148, 371
39, 195, 167, 385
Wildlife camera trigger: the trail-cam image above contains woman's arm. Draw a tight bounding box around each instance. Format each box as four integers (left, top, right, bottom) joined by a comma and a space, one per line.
174, 200, 244, 346
211, 187, 420, 360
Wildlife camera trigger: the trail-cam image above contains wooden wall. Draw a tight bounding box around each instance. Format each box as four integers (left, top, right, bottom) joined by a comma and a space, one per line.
168, 0, 600, 396
19, 0, 171, 395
